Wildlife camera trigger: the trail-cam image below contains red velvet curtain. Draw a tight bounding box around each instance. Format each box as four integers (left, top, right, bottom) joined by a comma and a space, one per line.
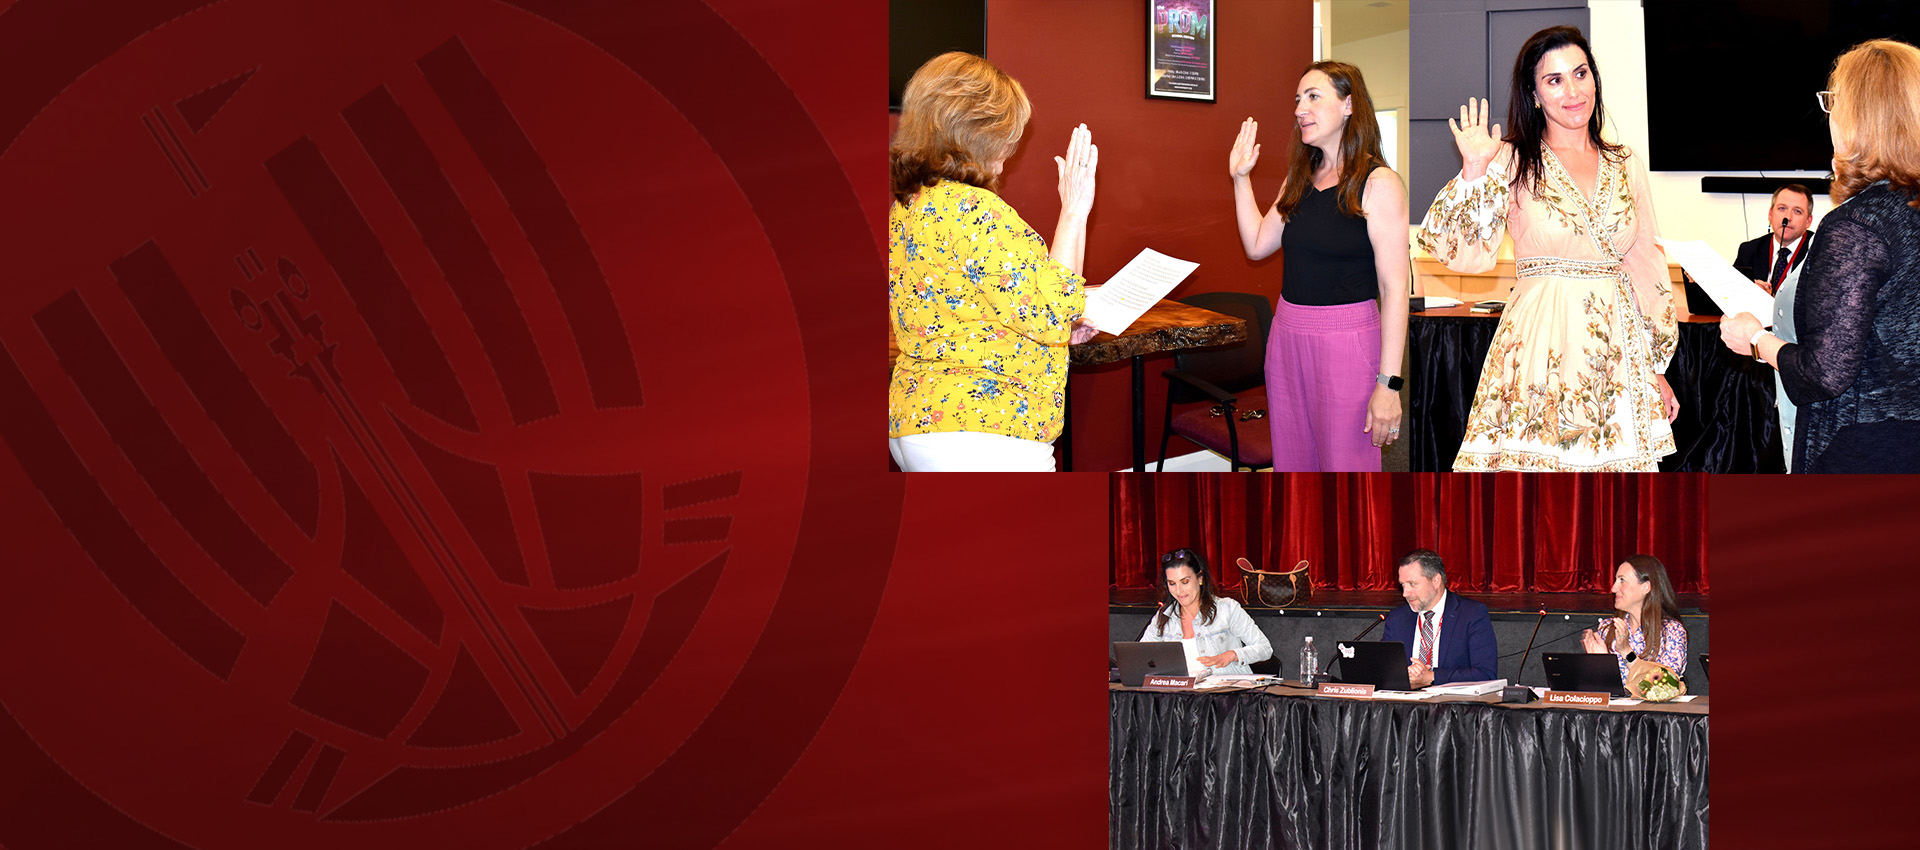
1110, 473, 1707, 594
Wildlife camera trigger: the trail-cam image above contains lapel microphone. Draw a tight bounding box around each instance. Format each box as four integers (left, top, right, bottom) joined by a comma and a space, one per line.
1500, 609, 1549, 704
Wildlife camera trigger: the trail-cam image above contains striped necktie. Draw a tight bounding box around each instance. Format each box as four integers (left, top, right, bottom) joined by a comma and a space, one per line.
1419, 610, 1436, 666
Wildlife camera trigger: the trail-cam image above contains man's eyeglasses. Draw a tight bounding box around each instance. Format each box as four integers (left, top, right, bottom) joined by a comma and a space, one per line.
1817, 91, 1833, 114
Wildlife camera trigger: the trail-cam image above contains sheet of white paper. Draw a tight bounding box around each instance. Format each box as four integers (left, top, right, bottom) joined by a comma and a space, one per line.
1675, 694, 1699, 703
1083, 248, 1201, 334
1178, 637, 1205, 678
1657, 238, 1776, 320
1419, 296, 1463, 309
1611, 698, 1643, 706
1372, 690, 1440, 700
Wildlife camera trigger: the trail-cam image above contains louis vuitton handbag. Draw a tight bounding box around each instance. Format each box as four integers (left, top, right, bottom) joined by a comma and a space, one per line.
1236, 557, 1312, 608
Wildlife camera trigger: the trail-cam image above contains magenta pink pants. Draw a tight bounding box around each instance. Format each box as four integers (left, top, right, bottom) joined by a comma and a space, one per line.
1264, 299, 1383, 472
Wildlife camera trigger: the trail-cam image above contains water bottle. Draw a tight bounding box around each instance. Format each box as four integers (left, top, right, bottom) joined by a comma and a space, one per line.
1300, 636, 1318, 687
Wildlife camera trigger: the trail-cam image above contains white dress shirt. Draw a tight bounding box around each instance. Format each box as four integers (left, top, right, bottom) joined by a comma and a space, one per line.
1410, 590, 1448, 664
1769, 233, 1808, 282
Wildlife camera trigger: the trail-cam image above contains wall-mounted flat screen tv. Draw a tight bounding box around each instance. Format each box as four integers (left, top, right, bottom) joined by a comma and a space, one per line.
890, 0, 987, 111
1643, 0, 1920, 172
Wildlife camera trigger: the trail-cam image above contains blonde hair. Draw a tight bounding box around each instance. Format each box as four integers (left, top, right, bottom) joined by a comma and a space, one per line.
890, 52, 1031, 205
1828, 39, 1920, 209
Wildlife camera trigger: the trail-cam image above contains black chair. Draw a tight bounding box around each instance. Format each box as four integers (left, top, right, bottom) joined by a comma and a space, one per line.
1155, 291, 1274, 471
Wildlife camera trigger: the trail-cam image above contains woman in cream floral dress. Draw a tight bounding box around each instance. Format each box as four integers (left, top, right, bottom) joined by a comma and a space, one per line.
1418, 26, 1679, 471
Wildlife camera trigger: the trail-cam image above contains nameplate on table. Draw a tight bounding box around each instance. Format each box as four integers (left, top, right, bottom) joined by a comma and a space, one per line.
1544, 690, 1611, 706
1317, 682, 1375, 698
1141, 675, 1196, 690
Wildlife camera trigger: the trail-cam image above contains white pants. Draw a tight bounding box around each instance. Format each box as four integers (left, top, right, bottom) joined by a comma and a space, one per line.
889, 432, 1057, 472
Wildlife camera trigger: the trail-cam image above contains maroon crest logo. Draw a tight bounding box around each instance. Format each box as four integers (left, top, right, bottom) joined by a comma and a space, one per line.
0, 1, 894, 847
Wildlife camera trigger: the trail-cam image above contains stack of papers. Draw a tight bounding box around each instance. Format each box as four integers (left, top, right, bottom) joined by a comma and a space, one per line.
1424, 679, 1507, 696
1195, 674, 1277, 689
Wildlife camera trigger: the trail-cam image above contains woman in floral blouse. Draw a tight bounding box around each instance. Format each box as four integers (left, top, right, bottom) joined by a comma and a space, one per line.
1583, 554, 1688, 681
1417, 26, 1679, 471
887, 52, 1099, 471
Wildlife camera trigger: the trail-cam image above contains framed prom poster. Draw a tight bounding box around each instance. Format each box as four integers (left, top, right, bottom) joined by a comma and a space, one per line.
1148, 1, 1215, 102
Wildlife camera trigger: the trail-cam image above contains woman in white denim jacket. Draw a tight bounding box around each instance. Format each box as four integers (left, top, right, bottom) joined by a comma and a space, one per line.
1140, 548, 1273, 676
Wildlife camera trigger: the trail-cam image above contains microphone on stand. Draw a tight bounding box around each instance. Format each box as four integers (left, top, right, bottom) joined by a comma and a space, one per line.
1321, 613, 1387, 677
1501, 609, 1550, 704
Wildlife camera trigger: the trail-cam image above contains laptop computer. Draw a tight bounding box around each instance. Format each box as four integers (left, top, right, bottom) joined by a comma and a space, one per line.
1540, 652, 1628, 697
1113, 641, 1193, 686
1332, 640, 1412, 691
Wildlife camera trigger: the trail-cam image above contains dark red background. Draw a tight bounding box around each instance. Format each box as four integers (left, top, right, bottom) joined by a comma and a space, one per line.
0, 0, 1912, 847
989, 0, 1313, 472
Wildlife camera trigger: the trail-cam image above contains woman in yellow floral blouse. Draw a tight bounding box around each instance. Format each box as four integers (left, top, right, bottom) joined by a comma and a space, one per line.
888, 52, 1099, 471
1417, 26, 1680, 471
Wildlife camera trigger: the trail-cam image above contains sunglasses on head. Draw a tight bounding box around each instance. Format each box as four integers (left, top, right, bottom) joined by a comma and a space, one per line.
1161, 548, 1193, 564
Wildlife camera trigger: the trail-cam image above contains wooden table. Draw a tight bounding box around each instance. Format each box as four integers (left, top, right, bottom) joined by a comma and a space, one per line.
887, 299, 1246, 472
1068, 299, 1246, 472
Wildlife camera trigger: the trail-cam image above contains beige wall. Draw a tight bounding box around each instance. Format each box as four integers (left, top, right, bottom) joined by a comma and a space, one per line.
1332, 28, 1411, 178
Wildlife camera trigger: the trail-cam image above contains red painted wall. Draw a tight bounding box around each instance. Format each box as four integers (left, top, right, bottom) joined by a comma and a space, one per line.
988, 0, 1314, 470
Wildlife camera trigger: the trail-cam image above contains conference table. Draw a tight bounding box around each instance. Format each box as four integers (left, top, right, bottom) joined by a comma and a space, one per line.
1408, 307, 1785, 471
1110, 682, 1708, 850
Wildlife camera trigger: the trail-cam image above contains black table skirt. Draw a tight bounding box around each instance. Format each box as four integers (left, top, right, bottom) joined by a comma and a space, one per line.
1110, 689, 1708, 850
1409, 314, 1785, 472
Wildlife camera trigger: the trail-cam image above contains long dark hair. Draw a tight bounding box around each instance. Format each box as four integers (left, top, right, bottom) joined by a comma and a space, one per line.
1620, 554, 1682, 662
1503, 26, 1624, 195
1274, 61, 1388, 220
1153, 548, 1219, 635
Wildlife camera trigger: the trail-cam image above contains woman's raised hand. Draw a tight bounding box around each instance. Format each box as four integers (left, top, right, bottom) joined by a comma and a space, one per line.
1054, 123, 1098, 217
1229, 117, 1261, 178
1448, 97, 1503, 179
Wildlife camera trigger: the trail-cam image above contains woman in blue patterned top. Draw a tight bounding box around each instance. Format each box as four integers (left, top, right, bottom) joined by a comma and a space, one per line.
1140, 548, 1271, 677
1582, 554, 1687, 681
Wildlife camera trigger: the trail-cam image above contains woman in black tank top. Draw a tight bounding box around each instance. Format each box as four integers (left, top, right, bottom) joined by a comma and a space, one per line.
1228, 61, 1410, 471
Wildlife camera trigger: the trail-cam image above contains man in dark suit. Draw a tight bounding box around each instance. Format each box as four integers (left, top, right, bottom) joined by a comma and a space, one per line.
1383, 549, 1498, 687
1732, 183, 1816, 295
